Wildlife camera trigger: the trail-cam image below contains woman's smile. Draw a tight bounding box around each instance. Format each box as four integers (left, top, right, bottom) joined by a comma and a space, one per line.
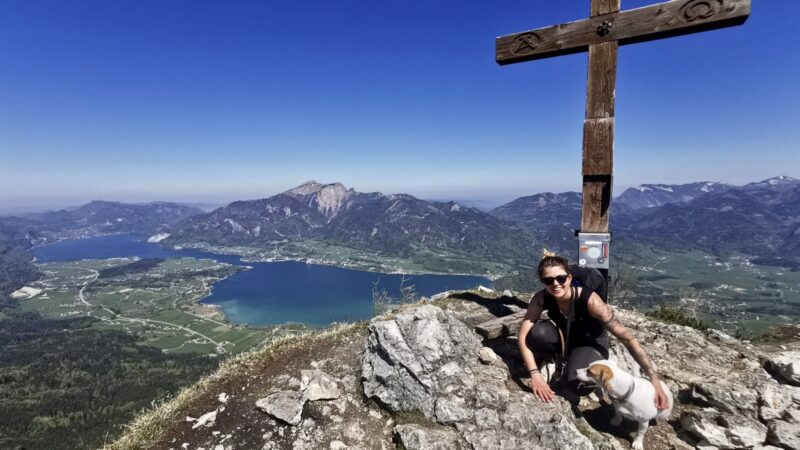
541, 267, 571, 299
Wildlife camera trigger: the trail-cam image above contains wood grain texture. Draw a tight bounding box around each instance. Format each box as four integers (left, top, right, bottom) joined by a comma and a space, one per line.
583, 118, 614, 175
475, 311, 526, 339
581, 176, 613, 232
585, 41, 618, 119
496, 0, 750, 64
592, 0, 621, 17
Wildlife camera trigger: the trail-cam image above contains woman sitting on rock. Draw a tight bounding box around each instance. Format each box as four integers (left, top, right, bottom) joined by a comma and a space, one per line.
518, 251, 668, 410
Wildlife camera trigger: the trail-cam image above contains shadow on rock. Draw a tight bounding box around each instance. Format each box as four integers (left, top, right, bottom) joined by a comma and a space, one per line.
448, 291, 528, 319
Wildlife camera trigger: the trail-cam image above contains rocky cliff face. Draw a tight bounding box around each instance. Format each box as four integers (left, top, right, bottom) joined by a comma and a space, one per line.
283, 181, 355, 219
115, 293, 800, 450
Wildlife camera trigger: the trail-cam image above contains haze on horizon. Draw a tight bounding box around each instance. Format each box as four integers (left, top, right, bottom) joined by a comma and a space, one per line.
2, 1, 798, 214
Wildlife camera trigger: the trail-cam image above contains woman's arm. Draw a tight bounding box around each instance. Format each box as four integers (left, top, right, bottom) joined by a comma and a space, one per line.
586, 293, 669, 409
519, 292, 554, 402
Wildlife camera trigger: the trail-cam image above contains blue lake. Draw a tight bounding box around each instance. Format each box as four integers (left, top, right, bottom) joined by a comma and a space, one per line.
33, 234, 490, 326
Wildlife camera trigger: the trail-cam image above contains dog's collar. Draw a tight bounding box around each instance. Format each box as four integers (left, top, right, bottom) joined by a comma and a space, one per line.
608, 379, 635, 403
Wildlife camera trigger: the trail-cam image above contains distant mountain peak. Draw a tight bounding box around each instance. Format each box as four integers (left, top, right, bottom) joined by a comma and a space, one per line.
743, 176, 799, 190
283, 181, 353, 217
284, 181, 328, 196
765, 175, 796, 185
618, 181, 730, 209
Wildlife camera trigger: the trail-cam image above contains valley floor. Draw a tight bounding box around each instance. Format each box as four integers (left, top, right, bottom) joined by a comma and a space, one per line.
20, 257, 300, 355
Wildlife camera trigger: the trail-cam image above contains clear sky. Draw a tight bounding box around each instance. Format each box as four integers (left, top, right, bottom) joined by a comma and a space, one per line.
1, 0, 798, 212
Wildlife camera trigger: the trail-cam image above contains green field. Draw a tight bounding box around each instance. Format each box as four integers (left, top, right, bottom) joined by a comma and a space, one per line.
622, 244, 800, 333
19, 257, 297, 355
173, 239, 516, 279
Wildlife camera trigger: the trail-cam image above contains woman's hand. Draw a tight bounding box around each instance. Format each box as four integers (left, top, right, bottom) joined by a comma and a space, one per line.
651, 376, 669, 410
530, 372, 554, 403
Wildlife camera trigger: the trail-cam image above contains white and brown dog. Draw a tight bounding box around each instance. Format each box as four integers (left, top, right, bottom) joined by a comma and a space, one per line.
576, 359, 673, 450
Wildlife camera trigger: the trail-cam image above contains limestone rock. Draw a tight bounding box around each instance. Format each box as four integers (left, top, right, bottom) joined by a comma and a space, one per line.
300, 370, 341, 401
434, 396, 472, 424
690, 382, 760, 417
191, 409, 218, 429
767, 419, 800, 450
759, 382, 800, 421
361, 304, 482, 417
478, 346, 499, 365
681, 409, 767, 449
362, 304, 595, 450
256, 391, 305, 426
766, 351, 800, 386
328, 441, 348, 450
394, 424, 463, 450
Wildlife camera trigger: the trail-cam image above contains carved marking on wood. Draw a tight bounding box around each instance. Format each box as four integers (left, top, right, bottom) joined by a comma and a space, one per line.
510, 32, 541, 56
495, 0, 750, 64
680, 0, 722, 22
597, 20, 613, 37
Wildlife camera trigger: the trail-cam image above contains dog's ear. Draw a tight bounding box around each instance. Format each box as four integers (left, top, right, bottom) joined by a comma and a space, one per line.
588, 363, 614, 391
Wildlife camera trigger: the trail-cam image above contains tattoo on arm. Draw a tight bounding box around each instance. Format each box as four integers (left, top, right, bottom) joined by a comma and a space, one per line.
599, 303, 657, 378
601, 309, 619, 327
628, 343, 656, 378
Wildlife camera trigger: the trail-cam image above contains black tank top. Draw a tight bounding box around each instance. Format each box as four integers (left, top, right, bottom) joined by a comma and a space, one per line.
542, 287, 609, 353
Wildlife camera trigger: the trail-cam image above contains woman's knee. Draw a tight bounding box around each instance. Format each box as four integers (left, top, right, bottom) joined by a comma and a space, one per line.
526, 321, 560, 356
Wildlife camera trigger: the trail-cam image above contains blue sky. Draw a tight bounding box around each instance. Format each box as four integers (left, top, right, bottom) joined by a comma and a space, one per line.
1, 0, 798, 212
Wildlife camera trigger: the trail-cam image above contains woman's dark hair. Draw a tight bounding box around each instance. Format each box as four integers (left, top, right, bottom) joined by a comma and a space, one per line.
537, 252, 570, 279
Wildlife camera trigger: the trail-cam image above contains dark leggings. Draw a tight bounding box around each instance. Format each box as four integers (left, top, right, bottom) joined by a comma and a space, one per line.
526, 320, 608, 395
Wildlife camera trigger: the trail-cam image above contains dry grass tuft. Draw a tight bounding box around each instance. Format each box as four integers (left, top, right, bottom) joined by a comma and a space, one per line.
103, 322, 365, 450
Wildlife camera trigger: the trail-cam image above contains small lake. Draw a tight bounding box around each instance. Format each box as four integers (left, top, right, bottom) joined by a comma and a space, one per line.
33, 234, 490, 326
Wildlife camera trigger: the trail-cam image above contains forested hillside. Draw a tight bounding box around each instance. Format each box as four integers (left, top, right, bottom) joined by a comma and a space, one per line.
0, 220, 218, 449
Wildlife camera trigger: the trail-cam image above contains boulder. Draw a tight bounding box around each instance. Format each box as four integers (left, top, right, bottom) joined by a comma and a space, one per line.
767, 419, 800, 450
256, 391, 305, 426
362, 305, 597, 450
681, 409, 767, 449
758, 382, 800, 421
361, 304, 482, 417
690, 382, 760, 417
300, 370, 341, 401
766, 351, 800, 386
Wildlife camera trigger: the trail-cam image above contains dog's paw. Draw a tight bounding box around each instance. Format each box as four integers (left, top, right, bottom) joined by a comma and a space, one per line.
610, 414, 623, 427
631, 440, 644, 450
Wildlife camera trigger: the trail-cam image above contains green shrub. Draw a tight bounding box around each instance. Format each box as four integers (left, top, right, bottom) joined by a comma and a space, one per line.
646, 305, 709, 331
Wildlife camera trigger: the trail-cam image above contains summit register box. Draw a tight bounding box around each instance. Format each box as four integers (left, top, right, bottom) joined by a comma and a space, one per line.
577, 232, 610, 269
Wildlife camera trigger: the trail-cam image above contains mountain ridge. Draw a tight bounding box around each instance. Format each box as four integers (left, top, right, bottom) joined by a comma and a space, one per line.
490, 176, 800, 267
163, 182, 540, 275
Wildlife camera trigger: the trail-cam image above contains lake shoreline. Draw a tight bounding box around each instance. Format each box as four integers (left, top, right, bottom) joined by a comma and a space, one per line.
166, 241, 505, 281
32, 234, 491, 327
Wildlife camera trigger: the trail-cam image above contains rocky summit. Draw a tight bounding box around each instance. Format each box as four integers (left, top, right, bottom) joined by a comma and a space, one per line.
110, 291, 800, 450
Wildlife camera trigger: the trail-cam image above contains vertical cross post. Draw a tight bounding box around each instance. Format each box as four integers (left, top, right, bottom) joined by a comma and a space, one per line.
582, 0, 620, 280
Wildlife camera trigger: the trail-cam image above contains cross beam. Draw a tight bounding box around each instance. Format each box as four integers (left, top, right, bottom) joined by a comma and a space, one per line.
495, 0, 749, 274
497, 0, 750, 65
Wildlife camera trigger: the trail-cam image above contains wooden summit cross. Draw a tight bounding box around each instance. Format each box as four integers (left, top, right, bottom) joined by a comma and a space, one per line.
496, 0, 750, 277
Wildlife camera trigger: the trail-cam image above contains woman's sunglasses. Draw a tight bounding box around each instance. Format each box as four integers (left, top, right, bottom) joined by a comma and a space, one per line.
541, 275, 569, 286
